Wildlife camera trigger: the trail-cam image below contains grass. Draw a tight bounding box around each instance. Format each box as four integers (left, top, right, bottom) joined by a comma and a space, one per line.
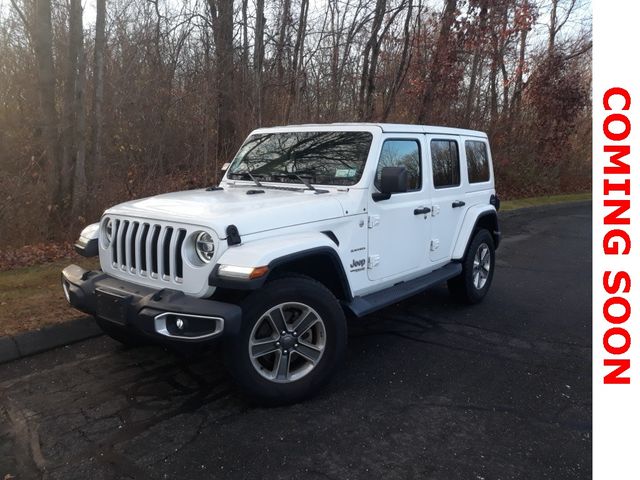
500, 192, 591, 211
0, 192, 591, 337
0, 257, 98, 337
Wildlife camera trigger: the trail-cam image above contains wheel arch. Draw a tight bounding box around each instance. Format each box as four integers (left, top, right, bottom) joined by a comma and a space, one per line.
267, 247, 352, 302
452, 206, 501, 260
210, 232, 353, 301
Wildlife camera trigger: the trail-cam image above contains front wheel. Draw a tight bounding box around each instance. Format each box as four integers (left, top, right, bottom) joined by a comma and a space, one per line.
448, 229, 495, 304
224, 276, 347, 405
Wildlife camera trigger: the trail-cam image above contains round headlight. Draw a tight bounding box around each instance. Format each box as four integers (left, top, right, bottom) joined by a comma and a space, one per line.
101, 218, 113, 247
105, 219, 113, 241
195, 231, 215, 263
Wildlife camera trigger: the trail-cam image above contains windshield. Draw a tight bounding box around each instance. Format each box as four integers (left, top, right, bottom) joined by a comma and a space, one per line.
227, 131, 373, 186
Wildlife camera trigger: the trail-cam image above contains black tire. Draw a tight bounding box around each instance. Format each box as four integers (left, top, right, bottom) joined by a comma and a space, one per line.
96, 318, 147, 347
224, 275, 347, 405
448, 229, 495, 304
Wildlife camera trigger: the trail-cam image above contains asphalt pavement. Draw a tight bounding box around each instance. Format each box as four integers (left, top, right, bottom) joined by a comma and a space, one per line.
0, 202, 592, 479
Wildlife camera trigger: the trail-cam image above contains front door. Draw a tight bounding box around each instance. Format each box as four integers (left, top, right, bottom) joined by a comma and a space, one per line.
367, 136, 431, 281
426, 135, 467, 262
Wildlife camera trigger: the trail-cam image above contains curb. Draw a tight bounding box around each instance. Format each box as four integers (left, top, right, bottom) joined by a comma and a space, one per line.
0, 317, 102, 364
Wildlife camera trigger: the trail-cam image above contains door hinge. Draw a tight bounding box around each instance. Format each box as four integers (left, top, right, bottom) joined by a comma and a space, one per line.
368, 215, 380, 229
430, 239, 440, 251
368, 255, 380, 269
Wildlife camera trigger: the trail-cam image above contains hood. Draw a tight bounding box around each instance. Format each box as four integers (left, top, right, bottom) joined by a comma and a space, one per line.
105, 186, 346, 238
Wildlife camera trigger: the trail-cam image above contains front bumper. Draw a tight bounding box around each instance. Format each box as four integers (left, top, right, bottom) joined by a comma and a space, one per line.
61, 264, 241, 347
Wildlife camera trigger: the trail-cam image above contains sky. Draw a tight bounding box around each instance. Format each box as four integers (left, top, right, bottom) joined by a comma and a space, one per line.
1, 0, 591, 54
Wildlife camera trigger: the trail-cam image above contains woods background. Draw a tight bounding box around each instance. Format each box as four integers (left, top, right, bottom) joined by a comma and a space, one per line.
0, 0, 591, 249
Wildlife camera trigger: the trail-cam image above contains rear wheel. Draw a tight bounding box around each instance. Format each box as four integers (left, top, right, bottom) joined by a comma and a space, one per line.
448, 229, 495, 304
224, 276, 347, 405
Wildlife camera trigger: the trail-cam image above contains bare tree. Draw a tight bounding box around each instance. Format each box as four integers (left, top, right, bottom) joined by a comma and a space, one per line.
463, 0, 488, 127
71, 0, 87, 216
382, 0, 415, 121
254, 0, 265, 123
60, 0, 84, 207
0, 0, 593, 246
90, 0, 106, 186
417, 0, 457, 123
31, 0, 60, 232
358, 0, 386, 119
284, 0, 309, 122
548, 0, 577, 55
275, 0, 292, 87
207, 0, 236, 161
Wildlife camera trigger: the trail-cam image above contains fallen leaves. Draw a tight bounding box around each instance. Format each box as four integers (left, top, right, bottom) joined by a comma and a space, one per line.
0, 242, 76, 272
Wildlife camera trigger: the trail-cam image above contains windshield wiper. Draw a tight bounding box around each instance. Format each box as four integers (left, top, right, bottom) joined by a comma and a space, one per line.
245, 170, 263, 187
229, 170, 263, 187
274, 173, 328, 193
290, 173, 316, 191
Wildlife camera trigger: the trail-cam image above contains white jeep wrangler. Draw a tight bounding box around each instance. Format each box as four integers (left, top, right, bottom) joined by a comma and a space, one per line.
63, 123, 500, 404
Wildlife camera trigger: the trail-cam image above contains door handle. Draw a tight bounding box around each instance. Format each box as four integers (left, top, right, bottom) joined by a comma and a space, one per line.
414, 207, 431, 215
452, 201, 466, 208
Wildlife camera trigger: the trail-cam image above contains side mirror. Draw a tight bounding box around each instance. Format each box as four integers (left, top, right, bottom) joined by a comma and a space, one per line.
373, 166, 408, 201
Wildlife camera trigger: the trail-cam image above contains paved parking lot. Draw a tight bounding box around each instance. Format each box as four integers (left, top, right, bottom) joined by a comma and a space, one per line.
0, 203, 591, 479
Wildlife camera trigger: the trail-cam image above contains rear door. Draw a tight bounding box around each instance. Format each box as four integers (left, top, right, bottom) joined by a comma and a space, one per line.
367, 135, 431, 281
462, 136, 495, 207
426, 135, 468, 262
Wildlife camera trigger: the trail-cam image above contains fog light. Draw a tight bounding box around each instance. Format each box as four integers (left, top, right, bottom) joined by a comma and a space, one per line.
154, 312, 224, 340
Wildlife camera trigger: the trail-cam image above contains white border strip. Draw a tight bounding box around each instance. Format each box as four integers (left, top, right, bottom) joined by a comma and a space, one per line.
593, 1, 640, 477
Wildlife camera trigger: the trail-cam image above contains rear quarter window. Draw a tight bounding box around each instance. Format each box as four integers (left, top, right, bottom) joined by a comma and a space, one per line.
465, 140, 490, 183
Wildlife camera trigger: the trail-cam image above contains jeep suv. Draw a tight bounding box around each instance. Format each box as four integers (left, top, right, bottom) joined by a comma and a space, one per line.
62, 123, 500, 404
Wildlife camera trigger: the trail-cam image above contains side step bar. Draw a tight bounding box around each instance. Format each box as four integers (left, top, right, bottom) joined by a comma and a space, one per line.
344, 263, 462, 318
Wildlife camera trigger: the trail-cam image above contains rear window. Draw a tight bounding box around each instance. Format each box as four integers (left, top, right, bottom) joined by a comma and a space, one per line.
431, 139, 460, 188
465, 140, 490, 183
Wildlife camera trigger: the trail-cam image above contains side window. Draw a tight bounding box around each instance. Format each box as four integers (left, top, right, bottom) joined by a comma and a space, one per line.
375, 139, 421, 191
465, 140, 490, 183
431, 139, 460, 188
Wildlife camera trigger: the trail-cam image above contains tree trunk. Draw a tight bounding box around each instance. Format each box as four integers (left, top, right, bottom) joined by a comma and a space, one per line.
72, 1, 87, 217
208, 0, 235, 163
285, 0, 309, 122
61, 0, 83, 208
241, 0, 249, 71
90, 0, 106, 186
358, 0, 386, 119
463, 1, 487, 127
276, 0, 292, 86
203, 29, 211, 177
500, 59, 509, 112
548, 0, 557, 55
32, 0, 60, 234
254, 0, 265, 124
417, 0, 457, 123
489, 29, 499, 127
382, 0, 414, 121
328, 0, 340, 116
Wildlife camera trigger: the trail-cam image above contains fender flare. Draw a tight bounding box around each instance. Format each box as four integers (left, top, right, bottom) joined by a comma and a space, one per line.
451, 205, 500, 260
209, 232, 351, 299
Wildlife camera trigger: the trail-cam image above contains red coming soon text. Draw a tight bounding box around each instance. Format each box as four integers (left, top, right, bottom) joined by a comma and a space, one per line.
602, 87, 632, 384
